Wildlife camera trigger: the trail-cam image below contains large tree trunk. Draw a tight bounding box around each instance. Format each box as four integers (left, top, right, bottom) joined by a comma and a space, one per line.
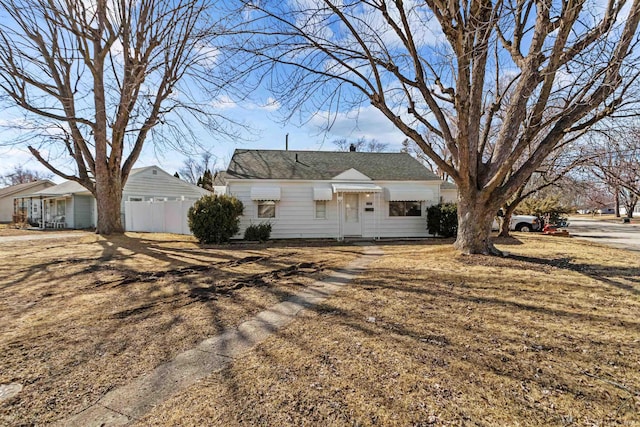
95, 172, 124, 234
454, 194, 501, 255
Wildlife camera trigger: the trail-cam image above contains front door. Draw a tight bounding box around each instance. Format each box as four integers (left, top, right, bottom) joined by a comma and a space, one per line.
343, 193, 361, 236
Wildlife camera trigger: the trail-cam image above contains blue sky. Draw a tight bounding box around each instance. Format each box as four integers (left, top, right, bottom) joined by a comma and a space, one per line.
0, 1, 404, 185
0, 98, 409, 184
1, 0, 627, 185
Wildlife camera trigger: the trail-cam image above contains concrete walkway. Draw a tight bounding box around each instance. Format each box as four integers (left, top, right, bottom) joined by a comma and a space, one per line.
58, 244, 383, 426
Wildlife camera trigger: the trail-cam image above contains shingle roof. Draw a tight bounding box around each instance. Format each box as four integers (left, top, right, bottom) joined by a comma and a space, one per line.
34, 180, 91, 196
226, 150, 441, 181
28, 167, 162, 196
0, 180, 55, 198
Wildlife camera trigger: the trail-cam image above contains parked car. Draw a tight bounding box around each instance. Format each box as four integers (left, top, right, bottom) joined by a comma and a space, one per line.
492, 213, 541, 232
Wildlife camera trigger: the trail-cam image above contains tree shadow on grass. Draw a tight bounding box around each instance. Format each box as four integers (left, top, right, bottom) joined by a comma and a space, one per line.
506, 253, 640, 296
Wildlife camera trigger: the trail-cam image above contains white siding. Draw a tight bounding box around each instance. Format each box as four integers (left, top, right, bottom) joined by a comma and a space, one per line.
441, 189, 458, 204
363, 180, 439, 238
123, 167, 210, 201
0, 197, 14, 223
229, 179, 441, 239
231, 181, 340, 239
65, 197, 74, 228
121, 167, 210, 230
0, 182, 54, 222
125, 200, 194, 234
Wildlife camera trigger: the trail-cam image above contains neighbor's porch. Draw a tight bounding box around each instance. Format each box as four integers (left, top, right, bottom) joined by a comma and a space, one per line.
13, 195, 71, 229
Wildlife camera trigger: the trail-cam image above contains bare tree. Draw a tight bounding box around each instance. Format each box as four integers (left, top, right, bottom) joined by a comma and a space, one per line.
332, 137, 388, 152
1, 165, 52, 186
497, 142, 591, 236
0, 0, 239, 234
401, 138, 452, 181
240, 0, 640, 254
578, 181, 616, 213
179, 152, 216, 185
587, 126, 640, 217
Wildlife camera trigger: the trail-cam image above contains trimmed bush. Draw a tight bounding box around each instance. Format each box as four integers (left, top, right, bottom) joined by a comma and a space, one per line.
244, 222, 272, 242
427, 203, 458, 237
188, 194, 244, 244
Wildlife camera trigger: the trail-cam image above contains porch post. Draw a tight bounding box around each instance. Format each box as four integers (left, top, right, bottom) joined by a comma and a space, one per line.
336, 192, 342, 241
375, 192, 379, 240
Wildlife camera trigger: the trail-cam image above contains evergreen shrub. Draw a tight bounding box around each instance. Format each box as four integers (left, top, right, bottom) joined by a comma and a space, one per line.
244, 222, 272, 242
427, 203, 458, 237
188, 194, 243, 244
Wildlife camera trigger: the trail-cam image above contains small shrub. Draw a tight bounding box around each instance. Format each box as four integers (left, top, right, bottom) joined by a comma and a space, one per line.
244, 222, 272, 242
427, 203, 458, 237
188, 194, 244, 244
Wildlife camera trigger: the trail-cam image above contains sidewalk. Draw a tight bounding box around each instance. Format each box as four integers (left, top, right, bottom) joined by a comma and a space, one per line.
58, 244, 384, 426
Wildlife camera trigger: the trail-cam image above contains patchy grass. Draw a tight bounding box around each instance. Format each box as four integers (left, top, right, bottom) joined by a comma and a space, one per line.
0, 233, 360, 425
0, 223, 33, 236
135, 235, 640, 426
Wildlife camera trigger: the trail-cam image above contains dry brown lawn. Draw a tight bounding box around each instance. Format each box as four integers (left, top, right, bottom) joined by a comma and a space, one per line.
0, 223, 35, 236
132, 235, 640, 427
1, 232, 639, 426
0, 232, 360, 425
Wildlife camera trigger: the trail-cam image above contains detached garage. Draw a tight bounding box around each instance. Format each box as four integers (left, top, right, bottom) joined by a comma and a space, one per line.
17, 166, 210, 231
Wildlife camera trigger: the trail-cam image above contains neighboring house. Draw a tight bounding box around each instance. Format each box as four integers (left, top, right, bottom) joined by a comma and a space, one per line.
224, 149, 445, 240
596, 206, 616, 214
16, 166, 210, 229
620, 205, 640, 216
0, 180, 55, 223
440, 181, 458, 203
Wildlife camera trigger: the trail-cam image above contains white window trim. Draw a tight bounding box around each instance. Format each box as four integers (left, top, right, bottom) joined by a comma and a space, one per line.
315, 200, 327, 220
256, 200, 277, 219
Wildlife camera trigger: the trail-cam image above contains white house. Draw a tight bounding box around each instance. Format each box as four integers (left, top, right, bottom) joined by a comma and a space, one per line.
223, 149, 445, 240
440, 181, 458, 203
0, 180, 55, 223
16, 166, 210, 229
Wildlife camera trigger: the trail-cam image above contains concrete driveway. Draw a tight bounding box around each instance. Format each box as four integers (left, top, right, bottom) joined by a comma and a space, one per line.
567, 216, 640, 252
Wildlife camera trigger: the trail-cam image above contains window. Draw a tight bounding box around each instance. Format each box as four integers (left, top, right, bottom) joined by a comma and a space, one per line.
315, 201, 326, 219
389, 201, 422, 217
56, 199, 66, 216
128, 196, 143, 202
257, 201, 276, 218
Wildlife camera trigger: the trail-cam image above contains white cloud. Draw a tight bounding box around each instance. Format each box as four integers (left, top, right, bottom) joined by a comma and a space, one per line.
195, 43, 219, 68
308, 104, 408, 148
210, 95, 238, 110
258, 97, 280, 112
